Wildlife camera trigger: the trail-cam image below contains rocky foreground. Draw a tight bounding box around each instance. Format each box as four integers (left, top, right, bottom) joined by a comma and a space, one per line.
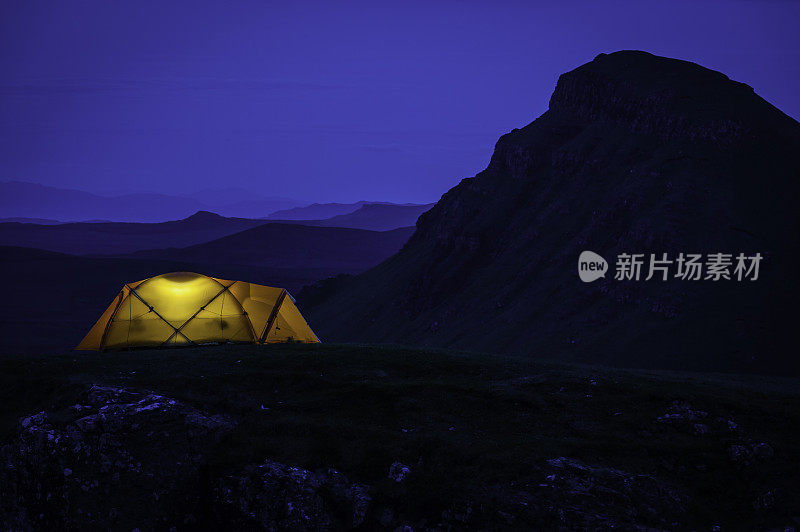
1, 343, 798, 530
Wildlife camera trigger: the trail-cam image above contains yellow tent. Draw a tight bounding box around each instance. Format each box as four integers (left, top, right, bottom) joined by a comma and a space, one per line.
76, 272, 319, 351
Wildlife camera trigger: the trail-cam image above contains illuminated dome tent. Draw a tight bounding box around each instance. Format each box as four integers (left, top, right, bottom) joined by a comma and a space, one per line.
76, 272, 319, 351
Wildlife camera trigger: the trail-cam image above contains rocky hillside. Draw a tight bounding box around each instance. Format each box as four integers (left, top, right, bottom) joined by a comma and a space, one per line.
300, 51, 800, 375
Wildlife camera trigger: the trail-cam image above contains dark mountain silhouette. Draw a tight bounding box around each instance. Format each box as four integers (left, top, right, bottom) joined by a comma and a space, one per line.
0, 210, 268, 255
315, 203, 434, 231
0, 217, 63, 225
0, 203, 425, 255
266, 203, 434, 231
181, 187, 305, 218
211, 198, 304, 219
266, 202, 370, 220
265, 201, 427, 221
133, 223, 414, 272
300, 51, 800, 375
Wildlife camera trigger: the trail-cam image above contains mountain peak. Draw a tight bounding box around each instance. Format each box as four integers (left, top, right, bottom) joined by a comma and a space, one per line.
302, 51, 800, 376
545, 50, 785, 146
185, 210, 224, 221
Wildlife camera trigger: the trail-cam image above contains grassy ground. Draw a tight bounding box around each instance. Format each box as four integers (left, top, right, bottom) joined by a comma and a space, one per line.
2, 343, 799, 529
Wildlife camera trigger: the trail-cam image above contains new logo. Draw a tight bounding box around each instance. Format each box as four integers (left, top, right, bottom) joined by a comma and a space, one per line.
578, 250, 608, 283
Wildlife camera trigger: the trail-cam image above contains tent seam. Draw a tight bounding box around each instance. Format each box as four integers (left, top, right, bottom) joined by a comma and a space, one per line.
217, 281, 258, 342
98, 289, 127, 352
164, 280, 237, 344
128, 286, 194, 345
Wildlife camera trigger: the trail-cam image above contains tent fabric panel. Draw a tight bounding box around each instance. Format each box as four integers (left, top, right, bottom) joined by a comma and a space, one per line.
103, 298, 178, 349
164, 334, 192, 346
100, 296, 133, 349
178, 307, 255, 344
117, 290, 154, 322
133, 273, 227, 326
263, 311, 292, 343
216, 288, 257, 340
228, 282, 284, 340
217, 290, 250, 318
263, 296, 319, 343
168, 285, 255, 344
103, 290, 182, 349
278, 296, 320, 342
178, 317, 221, 343
75, 287, 128, 351
104, 316, 178, 349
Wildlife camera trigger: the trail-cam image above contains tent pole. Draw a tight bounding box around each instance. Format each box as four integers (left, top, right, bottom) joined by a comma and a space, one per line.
215, 281, 258, 342
259, 290, 287, 344
163, 281, 234, 345
128, 286, 194, 346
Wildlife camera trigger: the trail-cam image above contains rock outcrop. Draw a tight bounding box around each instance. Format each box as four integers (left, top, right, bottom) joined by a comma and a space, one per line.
0, 385, 375, 530
0, 385, 234, 529
213, 460, 371, 529
301, 51, 800, 375
541, 456, 686, 529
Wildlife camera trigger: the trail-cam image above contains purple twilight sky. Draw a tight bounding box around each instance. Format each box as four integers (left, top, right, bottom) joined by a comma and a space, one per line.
1, 0, 799, 204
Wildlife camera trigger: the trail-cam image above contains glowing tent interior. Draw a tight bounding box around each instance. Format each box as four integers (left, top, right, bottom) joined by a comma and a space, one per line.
76, 272, 319, 351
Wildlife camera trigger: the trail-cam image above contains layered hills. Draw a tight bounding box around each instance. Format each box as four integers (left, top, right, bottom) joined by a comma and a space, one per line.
132, 223, 414, 271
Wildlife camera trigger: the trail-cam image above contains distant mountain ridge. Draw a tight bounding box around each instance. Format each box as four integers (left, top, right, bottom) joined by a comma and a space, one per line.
300, 51, 800, 375
315, 203, 433, 231
0, 181, 431, 225
266, 201, 429, 221
0, 210, 268, 255
0, 182, 210, 223
268, 203, 435, 231
0, 181, 305, 222
266, 202, 372, 220
182, 187, 305, 219
0, 204, 429, 254
0, 217, 64, 225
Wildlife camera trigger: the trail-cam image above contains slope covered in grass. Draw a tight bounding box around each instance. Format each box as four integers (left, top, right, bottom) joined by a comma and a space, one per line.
1, 344, 798, 529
